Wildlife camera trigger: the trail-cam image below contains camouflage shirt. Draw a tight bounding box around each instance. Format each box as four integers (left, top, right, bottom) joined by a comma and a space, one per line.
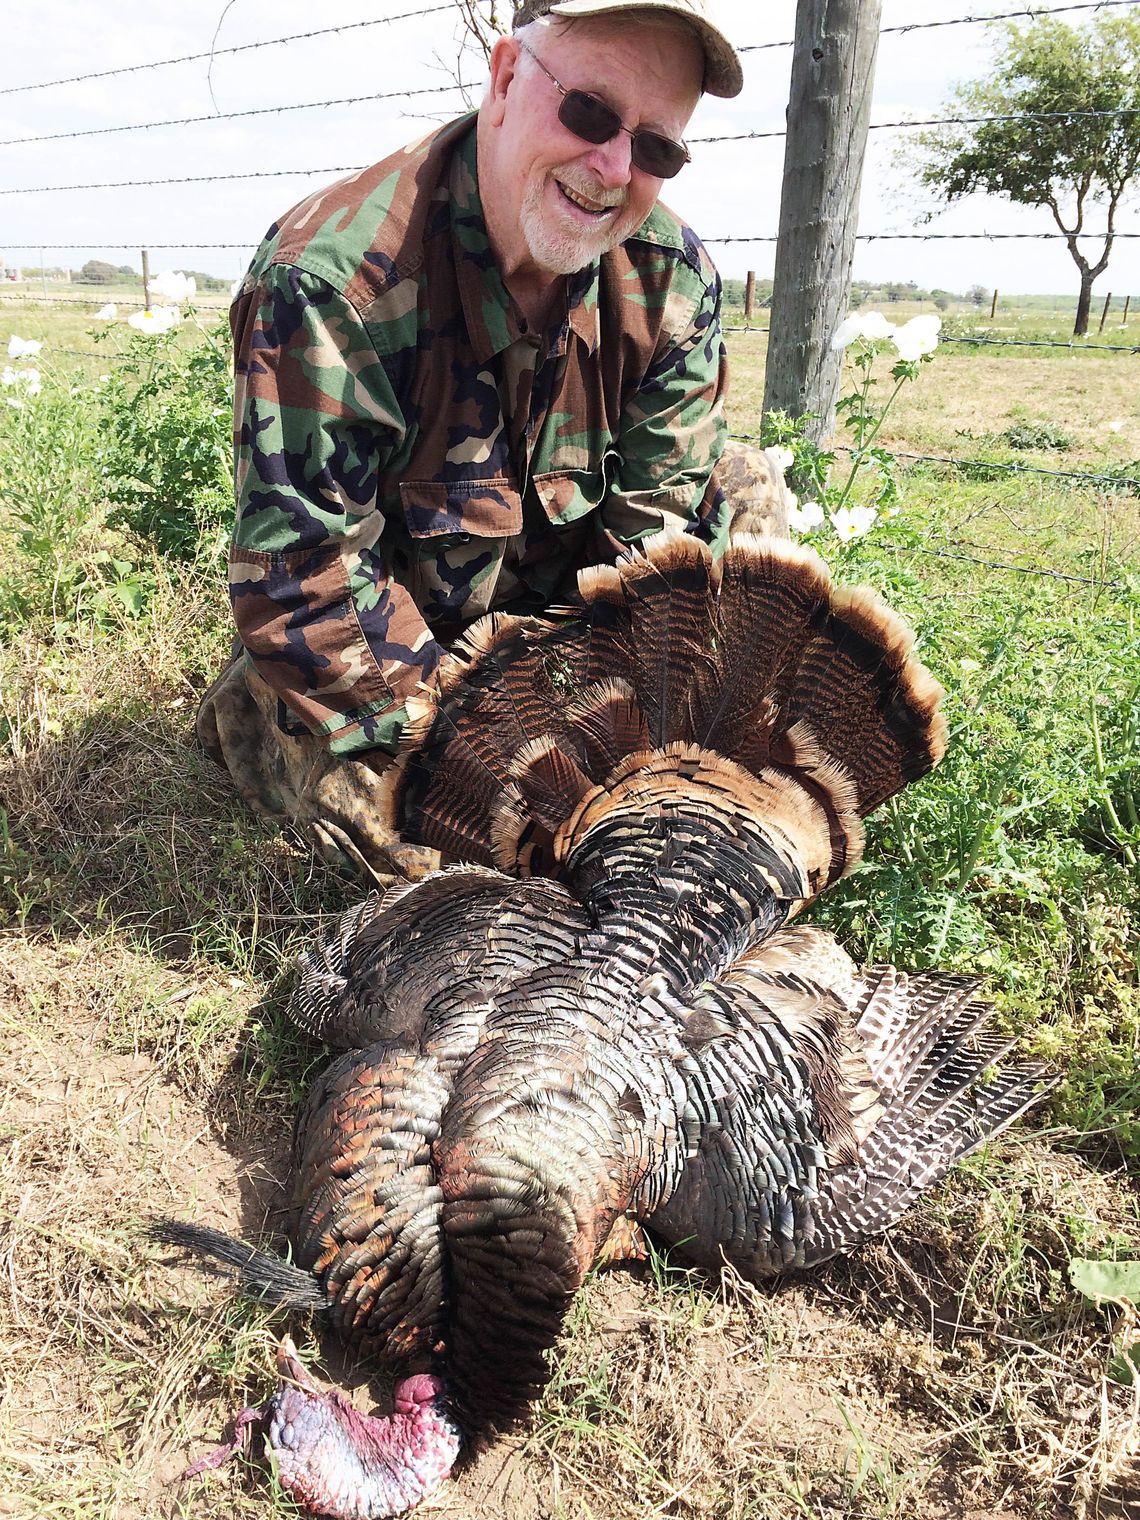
230, 114, 729, 756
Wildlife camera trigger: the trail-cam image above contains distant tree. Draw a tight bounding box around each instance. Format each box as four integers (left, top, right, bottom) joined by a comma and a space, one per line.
115, 263, 136, 278
966, 283, 989, 307
932, 290, 952, 311
912, 12, 1140, 335
77, 259, 119, 284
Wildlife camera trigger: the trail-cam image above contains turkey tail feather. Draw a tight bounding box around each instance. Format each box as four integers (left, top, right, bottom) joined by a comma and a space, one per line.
801, 970, 1058, 1266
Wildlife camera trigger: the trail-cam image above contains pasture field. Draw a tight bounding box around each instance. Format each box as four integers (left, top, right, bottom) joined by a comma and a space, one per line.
0, 293, 1137, 1520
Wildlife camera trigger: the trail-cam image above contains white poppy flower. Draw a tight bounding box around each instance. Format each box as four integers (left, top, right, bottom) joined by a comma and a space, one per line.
7, 334, 43, 359
768, 445, 795, 473
788, 500, 825, 533
830, 504, 878, 541
127, 305, 182, 335
1, 364, 40, 394
95, 303, 118, 320
830, 310, 897, 349
859, 311, 897, 340
830, 314, 865, 349
892, 314, 941, 361
1108, 419, 1123, 433
149, 269, 197, 304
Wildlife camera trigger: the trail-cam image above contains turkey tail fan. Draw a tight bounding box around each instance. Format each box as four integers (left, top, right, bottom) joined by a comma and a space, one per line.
610, 532, 717, 747
688, 534, 834, 763
783, 583, 947, 816
687, 534, 947, 814
149, 1220, 326, 1311
398, 615, 584, 861
395, 529, 946, 871
562, 679, 650, 780
801, 970, 1058, 1267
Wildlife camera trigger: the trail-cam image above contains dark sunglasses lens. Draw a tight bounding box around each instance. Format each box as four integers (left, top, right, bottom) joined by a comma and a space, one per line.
558, 88, 688, 179
632, 132, 687, 178
559, 89, 621, 145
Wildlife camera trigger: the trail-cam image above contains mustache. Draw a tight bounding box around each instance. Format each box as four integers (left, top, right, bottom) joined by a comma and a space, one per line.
553, 168, 628, 211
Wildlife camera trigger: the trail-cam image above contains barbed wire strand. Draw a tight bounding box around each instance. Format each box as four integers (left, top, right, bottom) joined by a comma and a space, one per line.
721, 326, 1140, 353
6, 0, 1131, 88
939, 333, 1140, 352
739, 0, 1140, 50
0, 4, 457, 96
730, 431, 1140, 490
837, 442, 1140, 488
3, 93, 1135, 152
690, 106, 1140, 145
3, 244, 255, 250
887, 541, 1127, 588
3, 300, 1133, 354
0, 80, 477, 148
705, 230, 1140, 242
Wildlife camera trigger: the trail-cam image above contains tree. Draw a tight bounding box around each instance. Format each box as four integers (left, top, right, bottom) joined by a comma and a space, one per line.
77, 259, 119, 284
912, 13, 1140, 336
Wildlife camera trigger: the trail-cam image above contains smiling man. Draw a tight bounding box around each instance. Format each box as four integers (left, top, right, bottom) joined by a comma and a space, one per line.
200, 0, 786, 881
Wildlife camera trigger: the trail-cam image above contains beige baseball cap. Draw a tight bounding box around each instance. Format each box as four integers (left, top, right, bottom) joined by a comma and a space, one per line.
512, 0, 744, 99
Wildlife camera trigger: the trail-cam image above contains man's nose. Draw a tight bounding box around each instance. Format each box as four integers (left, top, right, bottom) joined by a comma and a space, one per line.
581, 128, 634, 189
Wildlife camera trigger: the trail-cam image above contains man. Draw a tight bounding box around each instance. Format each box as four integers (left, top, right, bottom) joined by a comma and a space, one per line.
200, 0, 788, 882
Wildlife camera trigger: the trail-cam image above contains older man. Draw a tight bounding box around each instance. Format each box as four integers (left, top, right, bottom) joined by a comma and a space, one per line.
200, 0, 787, 881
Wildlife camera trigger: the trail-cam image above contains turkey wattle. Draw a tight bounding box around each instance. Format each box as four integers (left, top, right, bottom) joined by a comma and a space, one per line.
156, 533, 1054, 1517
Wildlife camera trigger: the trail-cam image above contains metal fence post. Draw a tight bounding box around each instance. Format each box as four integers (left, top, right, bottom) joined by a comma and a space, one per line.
762, 0, 882, 443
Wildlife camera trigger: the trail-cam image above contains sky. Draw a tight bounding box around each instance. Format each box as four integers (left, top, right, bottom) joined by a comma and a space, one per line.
1, 0, 1137, 298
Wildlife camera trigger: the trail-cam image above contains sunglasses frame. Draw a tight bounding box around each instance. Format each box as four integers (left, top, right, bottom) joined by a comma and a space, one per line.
515, 39, 691, 180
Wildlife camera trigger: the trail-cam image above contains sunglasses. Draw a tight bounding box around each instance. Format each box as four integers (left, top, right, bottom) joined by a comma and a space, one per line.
517, 40, 691, 180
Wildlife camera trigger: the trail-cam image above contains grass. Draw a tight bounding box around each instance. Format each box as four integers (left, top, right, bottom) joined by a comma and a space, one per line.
0, 293, 1138, 1519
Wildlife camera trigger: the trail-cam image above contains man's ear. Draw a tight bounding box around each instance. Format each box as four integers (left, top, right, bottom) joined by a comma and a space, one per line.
484, 36, 522, 127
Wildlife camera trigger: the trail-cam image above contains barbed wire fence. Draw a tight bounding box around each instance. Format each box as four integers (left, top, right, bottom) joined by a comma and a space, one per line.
1, 0, 1137, 586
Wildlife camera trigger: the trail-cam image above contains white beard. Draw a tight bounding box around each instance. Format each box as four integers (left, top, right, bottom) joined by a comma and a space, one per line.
518, 172, 639, 275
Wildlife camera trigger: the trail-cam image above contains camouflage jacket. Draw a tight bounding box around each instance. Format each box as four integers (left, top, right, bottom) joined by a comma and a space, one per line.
229, 114, 729, 756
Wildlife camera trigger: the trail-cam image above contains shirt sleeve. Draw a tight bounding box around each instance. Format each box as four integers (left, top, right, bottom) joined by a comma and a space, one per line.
601, 264, 730, 557
229, 264, 443, 757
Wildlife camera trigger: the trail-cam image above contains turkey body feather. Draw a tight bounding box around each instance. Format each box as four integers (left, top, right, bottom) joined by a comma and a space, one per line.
157, 533, 1053, 1518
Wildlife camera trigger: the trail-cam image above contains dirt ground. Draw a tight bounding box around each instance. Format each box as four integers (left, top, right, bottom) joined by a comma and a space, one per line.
0, 931, 1136, 1520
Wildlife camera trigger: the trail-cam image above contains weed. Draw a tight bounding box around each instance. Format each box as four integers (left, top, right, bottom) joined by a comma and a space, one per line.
1001, 421, 1074, 451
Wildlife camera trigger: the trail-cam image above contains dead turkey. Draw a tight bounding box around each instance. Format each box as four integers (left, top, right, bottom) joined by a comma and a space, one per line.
156, 531, 1054, 1518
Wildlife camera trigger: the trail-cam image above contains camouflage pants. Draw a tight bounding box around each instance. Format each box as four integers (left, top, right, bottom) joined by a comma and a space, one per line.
196, 441, 790, 882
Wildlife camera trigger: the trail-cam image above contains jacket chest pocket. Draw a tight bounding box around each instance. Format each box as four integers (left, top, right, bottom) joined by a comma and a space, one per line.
398, 478, 524, 622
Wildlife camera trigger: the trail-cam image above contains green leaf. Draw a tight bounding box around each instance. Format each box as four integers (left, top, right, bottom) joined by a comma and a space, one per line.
1069, 1257, 1140, 1304
1108, 1344, 1140, 1387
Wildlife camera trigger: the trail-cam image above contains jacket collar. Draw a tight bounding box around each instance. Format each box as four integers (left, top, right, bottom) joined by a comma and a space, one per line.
450, 123, 601, 362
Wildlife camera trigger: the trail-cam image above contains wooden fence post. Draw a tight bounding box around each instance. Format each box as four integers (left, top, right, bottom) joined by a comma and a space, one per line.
990, 288, 999, 319
762, 0, 883, 443
1098, 292, 1112, 333
141, 249, 151, 313
744, 271, 756, 322
1122, 294, 1131, 325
